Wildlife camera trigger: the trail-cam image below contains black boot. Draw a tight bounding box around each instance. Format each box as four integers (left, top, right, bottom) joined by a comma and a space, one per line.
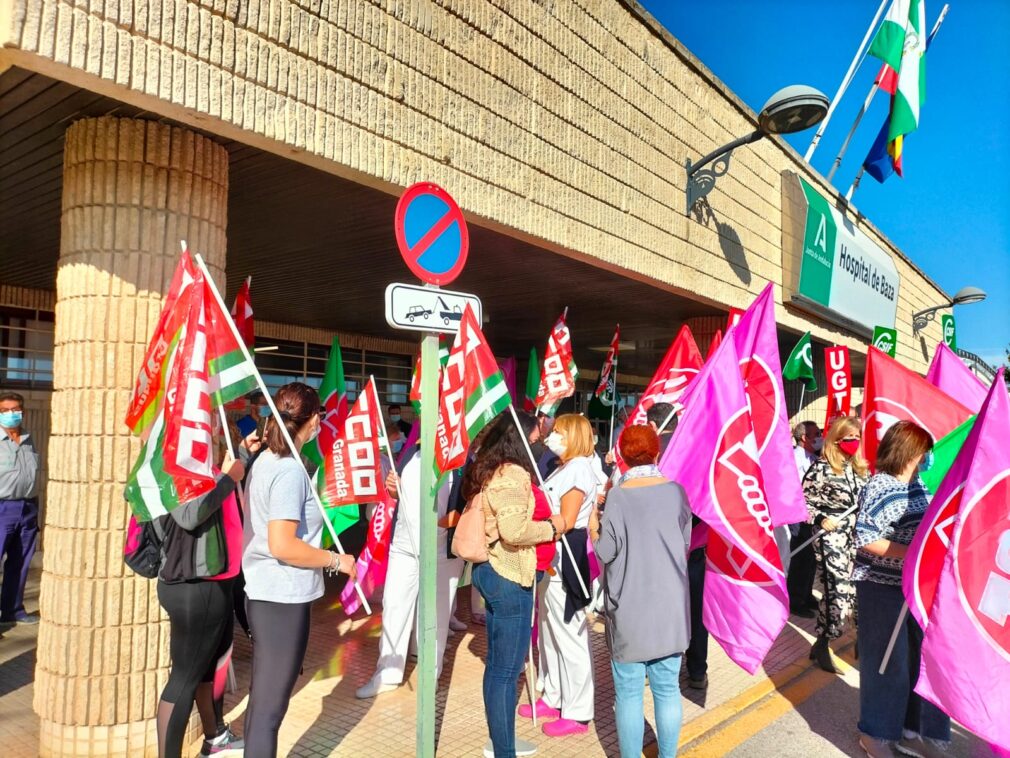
810, 635, 837, 673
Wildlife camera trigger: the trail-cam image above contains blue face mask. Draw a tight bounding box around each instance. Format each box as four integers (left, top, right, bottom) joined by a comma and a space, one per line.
390, 414, 401, 423
257, 405, 271, 419
0, 411, 22, 429
918, 451, 934, 473
391, 438, 405, 454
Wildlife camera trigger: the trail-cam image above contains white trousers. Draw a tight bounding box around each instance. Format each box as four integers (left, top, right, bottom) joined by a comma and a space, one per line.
374, 546, 463, 684
537, 574, 595, 721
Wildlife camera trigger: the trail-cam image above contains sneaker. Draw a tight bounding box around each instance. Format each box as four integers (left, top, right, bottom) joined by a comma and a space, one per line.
896, 737, 949, 758
354, 677, 399, 699
517, 698, 560, 720
859, 734, 896, 758
687, 674, 708, 690
15, 613, 40, 625
449, 615, 468, 632
483, 737, 537, 757
542, 718, 589, 737
199, 725, 243, 756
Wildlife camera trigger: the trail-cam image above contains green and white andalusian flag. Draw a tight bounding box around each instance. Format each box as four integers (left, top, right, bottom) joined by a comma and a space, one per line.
869, 0, 926, 164
303, 337, 359, 545
868, 0, 913, 72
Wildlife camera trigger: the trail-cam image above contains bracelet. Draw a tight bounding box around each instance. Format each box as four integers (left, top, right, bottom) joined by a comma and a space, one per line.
324, 552, 339, 576
548, 520, 558, 542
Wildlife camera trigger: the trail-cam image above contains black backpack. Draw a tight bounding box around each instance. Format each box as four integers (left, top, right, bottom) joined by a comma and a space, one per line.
124, 514, 166, 579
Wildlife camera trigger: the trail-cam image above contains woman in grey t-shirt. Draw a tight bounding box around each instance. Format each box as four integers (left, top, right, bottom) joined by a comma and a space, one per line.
591, 424, 691, 758
241, 382, 356, 758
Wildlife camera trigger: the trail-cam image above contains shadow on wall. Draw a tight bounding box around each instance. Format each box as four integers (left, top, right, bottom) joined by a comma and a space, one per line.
689, 198, 752, 286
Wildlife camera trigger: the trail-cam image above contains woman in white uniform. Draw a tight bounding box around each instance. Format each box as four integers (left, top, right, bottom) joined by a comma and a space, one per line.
354, 443, 463, 697
525, 414, 600, 738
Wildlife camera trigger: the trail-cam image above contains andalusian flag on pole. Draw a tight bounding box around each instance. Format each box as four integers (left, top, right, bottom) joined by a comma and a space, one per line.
782, 332, 817, 391
125, 268, 258, 520
435, 305, 511, 476
523, 347, 539, 413
595, 325, 620, 406
303, 337, 358, 543
868, 0, 926, 175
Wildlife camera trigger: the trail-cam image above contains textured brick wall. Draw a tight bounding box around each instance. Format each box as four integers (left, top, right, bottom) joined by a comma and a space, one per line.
1, 0, 947, 370
34, 116, 227, 756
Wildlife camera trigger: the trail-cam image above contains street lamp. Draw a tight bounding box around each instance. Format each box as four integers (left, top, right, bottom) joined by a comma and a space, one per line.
686, 85, 829, 215
911, 286, 987, 333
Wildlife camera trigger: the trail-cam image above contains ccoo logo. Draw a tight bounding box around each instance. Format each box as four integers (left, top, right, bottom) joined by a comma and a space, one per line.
707, 408, 783, 585
955, 471, 1010, 661
912, 486, 963, 623
738, 354, 780, 456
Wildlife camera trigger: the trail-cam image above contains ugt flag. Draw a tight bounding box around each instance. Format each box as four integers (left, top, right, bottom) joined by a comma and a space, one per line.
594, 325, 620, 406
435, 304, 511, 476
659, 339, 788, 674
862, 346, 972, 469
914, 370, 1010, 749
535, 312, 578, 416
323, 377, 385, 507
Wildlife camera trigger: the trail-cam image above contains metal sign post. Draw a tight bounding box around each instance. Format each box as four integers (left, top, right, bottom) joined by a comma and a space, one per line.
416, 331, 439, 758
391, 182, 472, 757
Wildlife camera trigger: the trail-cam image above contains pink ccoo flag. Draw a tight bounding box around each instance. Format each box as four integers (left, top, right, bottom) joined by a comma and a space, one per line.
914, 369, 1010, 750
925, 342, 988, 412
659, 338, 788, 674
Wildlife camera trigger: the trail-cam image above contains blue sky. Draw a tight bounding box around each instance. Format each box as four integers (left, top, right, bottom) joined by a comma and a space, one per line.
643, 0, 1010, 368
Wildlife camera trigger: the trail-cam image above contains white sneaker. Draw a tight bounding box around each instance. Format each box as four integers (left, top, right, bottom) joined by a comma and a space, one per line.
483, 737, 537, 757
354, 677, 399, 699
449, 615, 468, 632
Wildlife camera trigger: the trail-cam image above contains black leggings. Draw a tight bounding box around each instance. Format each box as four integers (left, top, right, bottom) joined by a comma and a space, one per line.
244, 599, 312, 758
157, 579, 234, 756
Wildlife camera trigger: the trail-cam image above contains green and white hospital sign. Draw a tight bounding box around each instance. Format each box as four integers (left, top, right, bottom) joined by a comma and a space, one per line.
782, 173, 900, 335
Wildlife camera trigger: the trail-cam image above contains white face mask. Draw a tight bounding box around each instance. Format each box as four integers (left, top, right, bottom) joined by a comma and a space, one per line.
306, 420, 321, 443
812, 438, 824, 453
544, 432, 567, 457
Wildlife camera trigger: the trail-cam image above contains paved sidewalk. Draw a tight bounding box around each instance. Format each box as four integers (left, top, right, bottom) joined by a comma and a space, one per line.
1, 560, 837, 757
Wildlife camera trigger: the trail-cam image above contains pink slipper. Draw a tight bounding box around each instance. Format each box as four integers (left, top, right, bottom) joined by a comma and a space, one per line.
542, 718, 589, 737
517, 698, 561, 719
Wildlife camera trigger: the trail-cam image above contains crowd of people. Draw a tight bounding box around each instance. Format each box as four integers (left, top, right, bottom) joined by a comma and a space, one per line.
0, 379, 957, 757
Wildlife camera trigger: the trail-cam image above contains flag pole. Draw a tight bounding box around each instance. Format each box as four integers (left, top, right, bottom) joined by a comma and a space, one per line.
193, 249, 371, 614
507, 403, 591, 600
799, 384, 807, 414
788, 501, 859, 557
657, 404, 679, 436
878, 602, 909, 674
804, 0, 889, 161
845, 167, 866, 202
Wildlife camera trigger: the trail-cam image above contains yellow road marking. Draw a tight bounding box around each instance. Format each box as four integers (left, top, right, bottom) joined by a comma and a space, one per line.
675, 648, 856, 758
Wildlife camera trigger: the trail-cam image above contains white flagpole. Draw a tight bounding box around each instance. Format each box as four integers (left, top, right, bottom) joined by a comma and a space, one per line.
507, 403, 591, 600
799, 384, 807, 414
804, 0, 889, 162
788, 502, 859, 558
826, 81, 881, 183
193, 248, 371, 615
879, 602, 909, 674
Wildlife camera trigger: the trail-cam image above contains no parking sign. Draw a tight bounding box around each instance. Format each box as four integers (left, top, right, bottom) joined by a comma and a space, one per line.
393, 183, 469, 286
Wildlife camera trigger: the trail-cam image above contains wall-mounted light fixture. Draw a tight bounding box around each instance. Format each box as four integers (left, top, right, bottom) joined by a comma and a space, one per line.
912, 286, 987, 333
686, 85, 829, 215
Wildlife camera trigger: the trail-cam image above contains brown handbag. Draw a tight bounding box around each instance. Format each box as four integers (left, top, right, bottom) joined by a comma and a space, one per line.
451, 487, 497, 563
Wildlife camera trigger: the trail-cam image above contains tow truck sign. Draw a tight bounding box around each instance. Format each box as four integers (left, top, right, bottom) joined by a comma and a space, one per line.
384, 283, 482, 334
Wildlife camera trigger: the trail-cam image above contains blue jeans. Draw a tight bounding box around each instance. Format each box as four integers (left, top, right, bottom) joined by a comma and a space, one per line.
0, 498, 39, 621
611, 654, 683, 758
472, 562, 534, 758
856, 581, 951, 742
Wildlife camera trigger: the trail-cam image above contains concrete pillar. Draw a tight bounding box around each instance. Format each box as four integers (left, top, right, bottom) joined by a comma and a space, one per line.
35, 117, 228, 757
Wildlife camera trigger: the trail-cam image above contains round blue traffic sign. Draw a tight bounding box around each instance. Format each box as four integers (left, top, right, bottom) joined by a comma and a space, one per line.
394, 183, 469, 286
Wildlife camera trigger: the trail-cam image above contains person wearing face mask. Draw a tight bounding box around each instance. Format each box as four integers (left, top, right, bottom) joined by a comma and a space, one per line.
527, 414, 600, 738
787, 421, 823, 619
800, 416, 868, 673
0, 392, 40, 627
852, 421, 949, 758
387, 403, 412, 438
242, 382, 356, 758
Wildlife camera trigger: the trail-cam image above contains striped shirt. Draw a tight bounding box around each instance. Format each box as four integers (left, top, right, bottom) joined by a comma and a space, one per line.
853, 473, 930, 586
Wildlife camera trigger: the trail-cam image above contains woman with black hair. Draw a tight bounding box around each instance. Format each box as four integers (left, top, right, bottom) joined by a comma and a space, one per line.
241, 382, 356, 758
464, 413, 565, 758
